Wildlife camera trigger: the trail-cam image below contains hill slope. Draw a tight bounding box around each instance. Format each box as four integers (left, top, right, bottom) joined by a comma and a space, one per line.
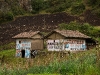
0, 12, 77, 45
0, 11, 100, 45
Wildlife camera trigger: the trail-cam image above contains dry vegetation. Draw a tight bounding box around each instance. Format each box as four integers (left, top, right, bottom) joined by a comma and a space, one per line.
0, 48, 100, 75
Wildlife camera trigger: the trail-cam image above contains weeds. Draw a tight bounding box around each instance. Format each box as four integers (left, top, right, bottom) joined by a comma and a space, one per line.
0, 49, 100, 75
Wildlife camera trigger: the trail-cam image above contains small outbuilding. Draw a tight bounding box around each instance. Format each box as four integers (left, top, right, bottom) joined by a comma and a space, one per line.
12, 31, 44, 58
45, 29, 96, 51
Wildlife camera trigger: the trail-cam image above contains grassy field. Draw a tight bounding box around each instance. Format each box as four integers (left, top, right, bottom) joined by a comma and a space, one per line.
27, 74, 60, 75
0, 48, 100, 75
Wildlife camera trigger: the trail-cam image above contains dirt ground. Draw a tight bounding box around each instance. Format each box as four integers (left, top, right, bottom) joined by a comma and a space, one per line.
0, 10, 100, 45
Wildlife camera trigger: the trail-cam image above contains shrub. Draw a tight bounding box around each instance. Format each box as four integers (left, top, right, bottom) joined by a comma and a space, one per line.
0, 49, 100, 75
58, 21, 100, 38
11, 6, 25, 16
0, 11, 14, 23
31, 0, 44, 14
71, 3, 85, 15
4, 12, 14, 21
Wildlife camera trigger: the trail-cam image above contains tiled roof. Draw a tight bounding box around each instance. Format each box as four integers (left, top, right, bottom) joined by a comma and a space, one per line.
46, 29, 91, 39
12, 31, 40, 38
55, 29, 91, 38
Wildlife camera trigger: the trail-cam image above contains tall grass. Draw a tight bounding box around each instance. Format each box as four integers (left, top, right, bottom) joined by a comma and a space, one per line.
0, 49, 100, 75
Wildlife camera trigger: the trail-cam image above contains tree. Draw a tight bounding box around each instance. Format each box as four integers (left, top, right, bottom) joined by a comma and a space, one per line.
0, 11, 14, 24
58, 21, 100, 38
58, 21, 80, 30
71, 3, 85, 15
31, 0, 44, 14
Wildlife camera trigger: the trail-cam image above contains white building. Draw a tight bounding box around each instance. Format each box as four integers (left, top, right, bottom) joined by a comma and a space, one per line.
45, 29, 96, 51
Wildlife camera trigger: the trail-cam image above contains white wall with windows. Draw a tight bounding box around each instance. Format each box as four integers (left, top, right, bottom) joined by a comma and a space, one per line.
47, 39, 86, 51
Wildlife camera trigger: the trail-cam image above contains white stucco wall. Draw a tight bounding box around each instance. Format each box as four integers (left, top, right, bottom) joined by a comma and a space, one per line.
16, 39, 31, 58
64, 39, 86, 51
16, 39, 31, 50
47, 39, 86, 51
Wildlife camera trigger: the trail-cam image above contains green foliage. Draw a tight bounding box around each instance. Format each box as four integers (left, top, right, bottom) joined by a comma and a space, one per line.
27, 74, 60, 75
79, 23, 94, 36
31, 0, 100, 16
1, 0, 100, 23
5, 0, 26, 16
83, 0, 98, 7
11, 6, 25, 16
0, 49, 100, 75
31, 0, 86, 14
71, 3, 85, 15
0, 0, 27, 23
31, 0, 72, 13
61, 53, 99, 75
59, 22, 80, 30
46, 4, 66, 13
0, 11, 14, 23
0, 42, 15, 50
84, 0, 100, 17
4, 12, 14, 21
31, 0, 45, 14
92, 7, 100, 17
58, 21, 100, 38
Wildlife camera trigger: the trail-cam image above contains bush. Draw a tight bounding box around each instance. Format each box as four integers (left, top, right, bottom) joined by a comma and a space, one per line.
0, 49, 100, 75
31, 0, 45, 14
46, 4, 66, 13
92, 7, 100, 17
4, 12, 14, 21
58, 21, 100, 38
11, 6, 25, 16
0, 11, 14, 23
71, 3, 85, 15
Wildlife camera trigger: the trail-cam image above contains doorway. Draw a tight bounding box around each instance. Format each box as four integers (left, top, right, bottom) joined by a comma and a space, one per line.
21, 49, 25, 58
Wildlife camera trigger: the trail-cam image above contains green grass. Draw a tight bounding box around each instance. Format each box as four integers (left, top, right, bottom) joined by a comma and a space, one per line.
0, 42, 15, 50
27, 73, 60, 75
94, 26, 100, 29
0, 49, 15, 56
0, 49, 15, 62
0, 48, 100, 75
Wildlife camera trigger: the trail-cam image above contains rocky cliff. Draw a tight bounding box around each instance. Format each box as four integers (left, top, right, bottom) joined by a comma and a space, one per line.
0, 0, 32, 12
18, 0, 32, 11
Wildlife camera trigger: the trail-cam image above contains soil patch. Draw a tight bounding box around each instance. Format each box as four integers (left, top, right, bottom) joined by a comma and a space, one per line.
0, 11, 100, 45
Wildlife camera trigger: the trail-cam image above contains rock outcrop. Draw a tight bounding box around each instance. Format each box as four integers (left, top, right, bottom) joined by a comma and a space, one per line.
0, 0, 32, 12
18, 0, 32, 12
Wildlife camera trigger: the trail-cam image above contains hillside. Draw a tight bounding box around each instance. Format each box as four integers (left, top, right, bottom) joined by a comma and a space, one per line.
0, 12, 75, 45
0, 11, 100, 45
0, 0, 100, 46
0, 0, 100, 23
